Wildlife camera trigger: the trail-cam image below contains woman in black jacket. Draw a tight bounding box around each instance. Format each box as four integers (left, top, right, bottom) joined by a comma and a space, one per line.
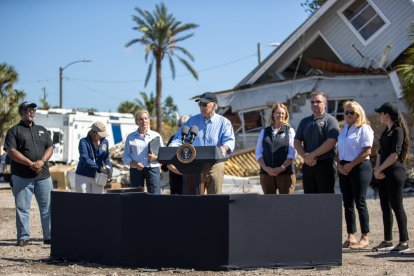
372, 102, 411, 253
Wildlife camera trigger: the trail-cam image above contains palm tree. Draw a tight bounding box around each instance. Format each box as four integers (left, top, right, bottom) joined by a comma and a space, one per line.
396, 22, 414, 113
125, 3, 199, 134
301, 0, 327, 14
118, 91, 156, 117
0, 63, 26, 146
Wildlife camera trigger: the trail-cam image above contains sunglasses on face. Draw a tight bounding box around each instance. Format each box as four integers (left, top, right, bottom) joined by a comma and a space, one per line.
198, 102, 208, 107
310, 100, 323, 104
345, 111, 355, 115
23, 108, 36, 113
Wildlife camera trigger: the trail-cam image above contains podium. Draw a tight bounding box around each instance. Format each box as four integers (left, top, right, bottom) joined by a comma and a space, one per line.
158, 146, 228, 195
50, 192, 342, 269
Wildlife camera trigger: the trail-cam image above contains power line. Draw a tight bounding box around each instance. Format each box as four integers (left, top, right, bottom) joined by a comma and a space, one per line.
19, 78, 58, 84
68, 79, 130, 101
65, 53, 257, 84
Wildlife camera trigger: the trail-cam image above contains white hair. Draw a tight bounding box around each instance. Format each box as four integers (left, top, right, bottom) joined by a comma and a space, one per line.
178, 115, 190, 126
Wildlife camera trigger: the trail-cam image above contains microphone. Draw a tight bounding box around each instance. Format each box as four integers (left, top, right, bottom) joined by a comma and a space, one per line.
181, 126, 190, 144
186, 125, 199, 144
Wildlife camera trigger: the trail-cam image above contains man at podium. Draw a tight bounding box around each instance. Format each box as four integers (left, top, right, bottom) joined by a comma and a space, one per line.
169, 92, 235, 194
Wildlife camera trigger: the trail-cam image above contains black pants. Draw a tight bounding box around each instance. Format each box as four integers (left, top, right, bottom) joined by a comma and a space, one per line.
302, 158, 335, 194
378, 164, 409, 242
339, 159, 371, 234
169, 171, 183, 195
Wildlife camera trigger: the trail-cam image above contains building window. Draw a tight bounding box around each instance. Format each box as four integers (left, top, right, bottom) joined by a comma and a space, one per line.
327, 99, 352, 122
343, 0, 386, 41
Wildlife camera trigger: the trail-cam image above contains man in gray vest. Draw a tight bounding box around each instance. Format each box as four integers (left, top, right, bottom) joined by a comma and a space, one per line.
294, 91, 339, 193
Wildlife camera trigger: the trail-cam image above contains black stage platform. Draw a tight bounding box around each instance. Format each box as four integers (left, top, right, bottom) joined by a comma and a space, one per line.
51, 192, 342, 270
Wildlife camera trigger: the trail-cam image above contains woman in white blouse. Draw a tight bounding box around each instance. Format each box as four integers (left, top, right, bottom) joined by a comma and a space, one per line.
337, 101, 374, 250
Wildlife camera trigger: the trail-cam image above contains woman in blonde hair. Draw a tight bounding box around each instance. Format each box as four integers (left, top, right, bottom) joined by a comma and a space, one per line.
255, 102, 296, 194
336, 101, 373, 249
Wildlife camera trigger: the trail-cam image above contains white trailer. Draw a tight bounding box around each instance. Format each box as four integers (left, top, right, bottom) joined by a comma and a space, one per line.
35, 109, 137, 164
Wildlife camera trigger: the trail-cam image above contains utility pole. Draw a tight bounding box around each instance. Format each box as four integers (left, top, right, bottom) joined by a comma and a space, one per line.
59, 59, 91, 108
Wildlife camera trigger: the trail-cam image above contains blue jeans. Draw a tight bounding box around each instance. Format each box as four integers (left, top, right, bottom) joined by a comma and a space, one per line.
129, 167, 160, 194
11, 175, 53, 241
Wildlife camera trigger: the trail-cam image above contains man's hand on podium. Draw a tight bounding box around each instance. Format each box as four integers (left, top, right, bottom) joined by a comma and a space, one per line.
167, 164, 182, 175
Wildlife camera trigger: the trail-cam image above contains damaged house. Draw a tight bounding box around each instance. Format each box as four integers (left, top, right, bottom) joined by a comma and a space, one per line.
215, 0, 414, 149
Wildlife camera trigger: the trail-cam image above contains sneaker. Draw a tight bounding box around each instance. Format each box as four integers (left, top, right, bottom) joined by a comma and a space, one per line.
391, 243, 410, 253
372, 241, 393, 252
16, 239, 30, 246
43, 239, 51, 245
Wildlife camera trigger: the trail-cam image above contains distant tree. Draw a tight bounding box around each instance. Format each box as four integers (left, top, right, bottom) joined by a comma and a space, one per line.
0, 63, 26, 147
137, 91, 156, 118
301, 0, 327, 14
118, 91, 155, 118
118, 92, 178, 129
125, 3, 199, 134
118, 101, 137, 115
397, 22, 414, 113
39, 87, 50, 110
163, 95, 179, 127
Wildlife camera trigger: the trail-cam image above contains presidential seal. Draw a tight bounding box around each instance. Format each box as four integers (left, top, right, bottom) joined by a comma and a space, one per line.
176, 144, 196, 163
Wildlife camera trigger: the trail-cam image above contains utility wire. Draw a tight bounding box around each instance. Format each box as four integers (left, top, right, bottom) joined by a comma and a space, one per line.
68, 79, 128, 101
65, 53, 257, 84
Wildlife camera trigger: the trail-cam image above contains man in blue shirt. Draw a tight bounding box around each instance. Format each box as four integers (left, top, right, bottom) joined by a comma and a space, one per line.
169, 92, 235, 194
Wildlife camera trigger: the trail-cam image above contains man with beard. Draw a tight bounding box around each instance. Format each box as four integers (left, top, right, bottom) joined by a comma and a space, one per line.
5, 102, 53, 246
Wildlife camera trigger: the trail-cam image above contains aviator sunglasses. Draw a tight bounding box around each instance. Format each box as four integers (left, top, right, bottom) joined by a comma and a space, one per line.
198, 102, 209, 107
345, 110, 355, 115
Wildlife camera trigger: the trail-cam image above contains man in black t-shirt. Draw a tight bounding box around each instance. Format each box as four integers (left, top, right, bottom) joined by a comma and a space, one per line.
4, 102, 53, 246
294, 91, 339, 193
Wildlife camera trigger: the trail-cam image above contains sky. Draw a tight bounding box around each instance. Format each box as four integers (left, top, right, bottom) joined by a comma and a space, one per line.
0, 0, 309, 117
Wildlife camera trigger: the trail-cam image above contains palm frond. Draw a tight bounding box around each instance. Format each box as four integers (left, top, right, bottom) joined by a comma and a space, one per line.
168, 55, 176, 79
176, 56, 199, 80
173, 33, 195, 43
169, 46, 195, 61
144, 61, 154, 87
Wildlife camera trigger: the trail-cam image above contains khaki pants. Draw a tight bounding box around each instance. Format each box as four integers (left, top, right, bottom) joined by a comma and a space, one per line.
75, 174, 104, 194
202, 162, 225, 194
260, 173, 296, 194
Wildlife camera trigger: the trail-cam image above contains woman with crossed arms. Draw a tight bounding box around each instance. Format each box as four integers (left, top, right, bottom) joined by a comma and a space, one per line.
336, 101, 373, 250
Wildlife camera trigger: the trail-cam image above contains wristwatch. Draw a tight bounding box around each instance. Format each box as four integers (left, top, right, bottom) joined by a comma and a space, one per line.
281, 165, 286, 171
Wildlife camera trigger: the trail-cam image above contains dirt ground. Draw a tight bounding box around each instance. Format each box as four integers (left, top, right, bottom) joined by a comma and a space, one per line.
1, 188, 414, 276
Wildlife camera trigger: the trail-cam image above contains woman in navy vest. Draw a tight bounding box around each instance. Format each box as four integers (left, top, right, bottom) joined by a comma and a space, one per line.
255, 102, 296, 194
